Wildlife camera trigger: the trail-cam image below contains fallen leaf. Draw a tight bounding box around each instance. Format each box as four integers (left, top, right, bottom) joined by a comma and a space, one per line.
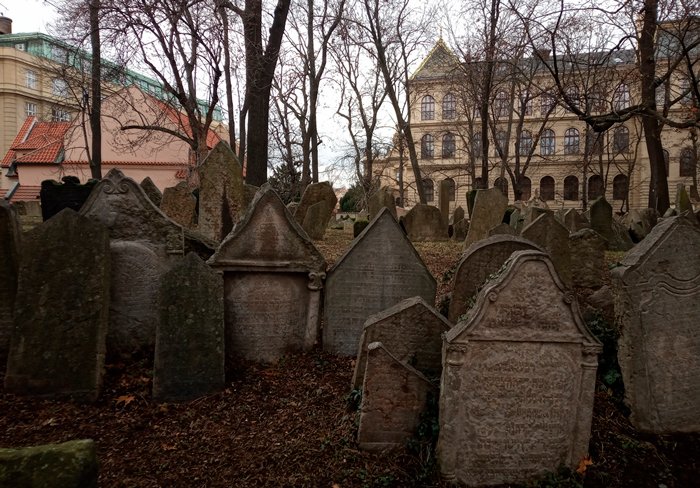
576, 456, 593, 474
115, 395, 135, 407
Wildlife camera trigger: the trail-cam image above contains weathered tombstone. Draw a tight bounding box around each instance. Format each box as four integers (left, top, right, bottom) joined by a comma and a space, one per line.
39, 176, 97, 221
448, 235, 541, 323
676, 183, 692, 214
569, 228, 606, 289
160, 181, 197, 228
208, 185, 327, 364
353, 219, 369, 237
343, 219, 355, 235
294, 181, 337, 228
509, 207, 524, 233
368, 188, 397, 221
0, 200, 21, 366
302, 200, 332, 240
451, 218, 469, 241
154, 253, 224, 402
324, 208, 436, 356
624, 208, 657, 242
402, 204, 448, 241
197, 141, 244, 242
4, 209, 110, 401
357, 342, 436, 452
590, 196, 633, 251
140, 177, 162, 207
521, 212, 572, 286
464, 188, 508, 248
438, 250, 602, 486
351, 296, 451, 390
466, 189, 477, 218
452, 206, 465, 225
80, 169, 184, 359
0, 440, 98, 488
562, 208, 591, 233
10, 200, 42, 232
488, 222, 517, 236
612, 215, 700, 432
439, 180, 452, 224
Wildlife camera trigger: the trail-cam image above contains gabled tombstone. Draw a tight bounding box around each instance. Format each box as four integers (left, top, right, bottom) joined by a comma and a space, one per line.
612, 215, 700, 433
521, 212, 572, 286
324, 208, 436, 356
448, 235, 541, 323
208, 185, 327, 365
80, 169, 184, 359
402, 204, 448, 241
438, 250, 602, 486
464, 188, 508, 248
0, 200, 21, 366
357, 342, 436, 452
140, 177, 162, 207
351, 296, 451, 390
5, 209, 110, 401
197, 141, 244, 242
161, 181, 196, 228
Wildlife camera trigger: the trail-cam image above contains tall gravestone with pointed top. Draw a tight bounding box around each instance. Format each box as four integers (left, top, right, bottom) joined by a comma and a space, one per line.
208, 185, 327, 365
464, 188, 508, 248
0, 200, 21, 367
521, 212, 572, 286
140, 177, 162, 207
324, 208, 436, 356
295, 181, 337, 239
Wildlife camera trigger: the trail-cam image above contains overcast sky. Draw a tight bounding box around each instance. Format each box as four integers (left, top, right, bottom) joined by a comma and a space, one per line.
0, 0, 56, 34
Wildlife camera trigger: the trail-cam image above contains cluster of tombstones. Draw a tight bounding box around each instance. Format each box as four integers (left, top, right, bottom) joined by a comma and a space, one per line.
1, 152, 699, 485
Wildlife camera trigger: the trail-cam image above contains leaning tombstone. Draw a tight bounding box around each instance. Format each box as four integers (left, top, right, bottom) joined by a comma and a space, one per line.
368, 187, 397, 221
140, 177, 162, 207
448, 235, 541, 323
438, 250, 602, 486
4, 209, 110, 401
208, 185, 327, 365
161, 181, 197, 228
612, 215, 700, 433
324, 208, 436, 356
302, 200, 332, 240
294, 181, 337, 227
357, 342, 436, 452
590, 196, 633, 251
402, 204, 448, 241
569, 228, 606, 289
464, 188, 508, 248
0, 200, 21, 366
154, 253, 224, 402
521, 212, 572, 286
351, 296, 451, 390
80, 169, 184, 359
40, 176, 97, 221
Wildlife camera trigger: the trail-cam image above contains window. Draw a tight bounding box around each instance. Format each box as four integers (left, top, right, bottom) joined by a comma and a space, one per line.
495, 91, 509, 117
421, 95, 435, 120
442, 133, 456, 158
613, 126, 630, 153
586, 130, 603, 156
495, 130, 507, 157
443, 93, 456, 120
540, 129, 555, 155
421, 134, 434, 159
613, 83, 630, 111
541, 93, 556, 115
613, 175, 628, 200
472, 133, 481, 158
442, 178, 456, 201
564, 128, 580, 154
519, 177, 532, 201
540, 176, 555, 201
680, 148, 696, 177
25, 70, 37, 89
680, 78, 692, 106
494, 177, 508, 198
14, 42, 26, 51
588, 175, 604, 200
563, 175, 579, 200
519, 130, 533, 156
25, 102, 37, 117
51, 108, 70, 121
422, 178, 434, 202
52, 78, 69, 97
51, 45, 68, 63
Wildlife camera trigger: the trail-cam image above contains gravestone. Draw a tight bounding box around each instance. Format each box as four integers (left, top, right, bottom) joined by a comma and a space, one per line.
624, 208, 657, 242
520, 200, 551, 229
464, 188, 508, 248
80, 169, 184, 359
0, 200, 21, 366
569, 228, 606, 289
402, 204, 448, 241
353, 219, 369, 237
294, 181, 337, 228
11, 200, 42, 232
4, 210, 110, 401
676, 183, 692, 214
208, 185, 326, 365
562, 208, 590, 233
452, 206, 465, 225
302, 200, 332, 240
161, 181, 197, 228
197, 141, 244, 242
612, 215, 700, 433
438, 250, 602, 486
357, 342, 436, 452
40, 176, 97, 221
154, 253, 224, 402
368, 188, 397, 221
351, 296, 451, 390
439, 180, 452, 224
324, 208, 436, 356
451, 218, 469, 241
521, 212, 572, 286
488, 222, 517, 236
590, 196, 633, 251
448, 235, 541, 323
140, 177, 162, 207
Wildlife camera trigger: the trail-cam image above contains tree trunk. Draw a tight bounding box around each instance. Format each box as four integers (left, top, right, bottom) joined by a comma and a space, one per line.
245, 89, 271, 186
89, 0, 102, 180
219, 2, 237, 152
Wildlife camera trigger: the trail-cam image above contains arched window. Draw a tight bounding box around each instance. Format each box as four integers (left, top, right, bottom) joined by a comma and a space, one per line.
586, 130, 603, 156
442, 178, 456, 201
421, 95, 435, 120
442, 133, 456, 158
421, 134, 434, 159
519, 130, 533, 156
613, 126, 630, 153
540, 129, 555, 155
663, 149, 670, 175
564, 128, 580, 154
613, 175, 628, 200
494, 177, 508, 198
588, 175, 604, 200
613, 83, 630, 111
495, 130, 507, 156
520, 177, 532, 201
540, 176, 555, 201
422, 178, 434, 202
495, 91, 509, 117
472, 133, 481, 158
564, 175, 579, 200
680, 148, 696, 177
443, 93, 457, 119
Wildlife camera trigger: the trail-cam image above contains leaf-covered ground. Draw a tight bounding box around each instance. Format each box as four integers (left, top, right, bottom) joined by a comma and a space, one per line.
1, 228, 698, 487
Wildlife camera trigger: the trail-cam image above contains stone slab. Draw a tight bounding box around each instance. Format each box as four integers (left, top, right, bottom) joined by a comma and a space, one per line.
464, 188, 508, 248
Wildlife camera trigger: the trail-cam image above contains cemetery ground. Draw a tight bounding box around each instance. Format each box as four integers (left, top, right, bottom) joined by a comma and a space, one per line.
1, 229, 699, 487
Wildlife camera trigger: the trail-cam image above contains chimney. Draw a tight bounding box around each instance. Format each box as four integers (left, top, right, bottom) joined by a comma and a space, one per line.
0, 16, 12, 35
